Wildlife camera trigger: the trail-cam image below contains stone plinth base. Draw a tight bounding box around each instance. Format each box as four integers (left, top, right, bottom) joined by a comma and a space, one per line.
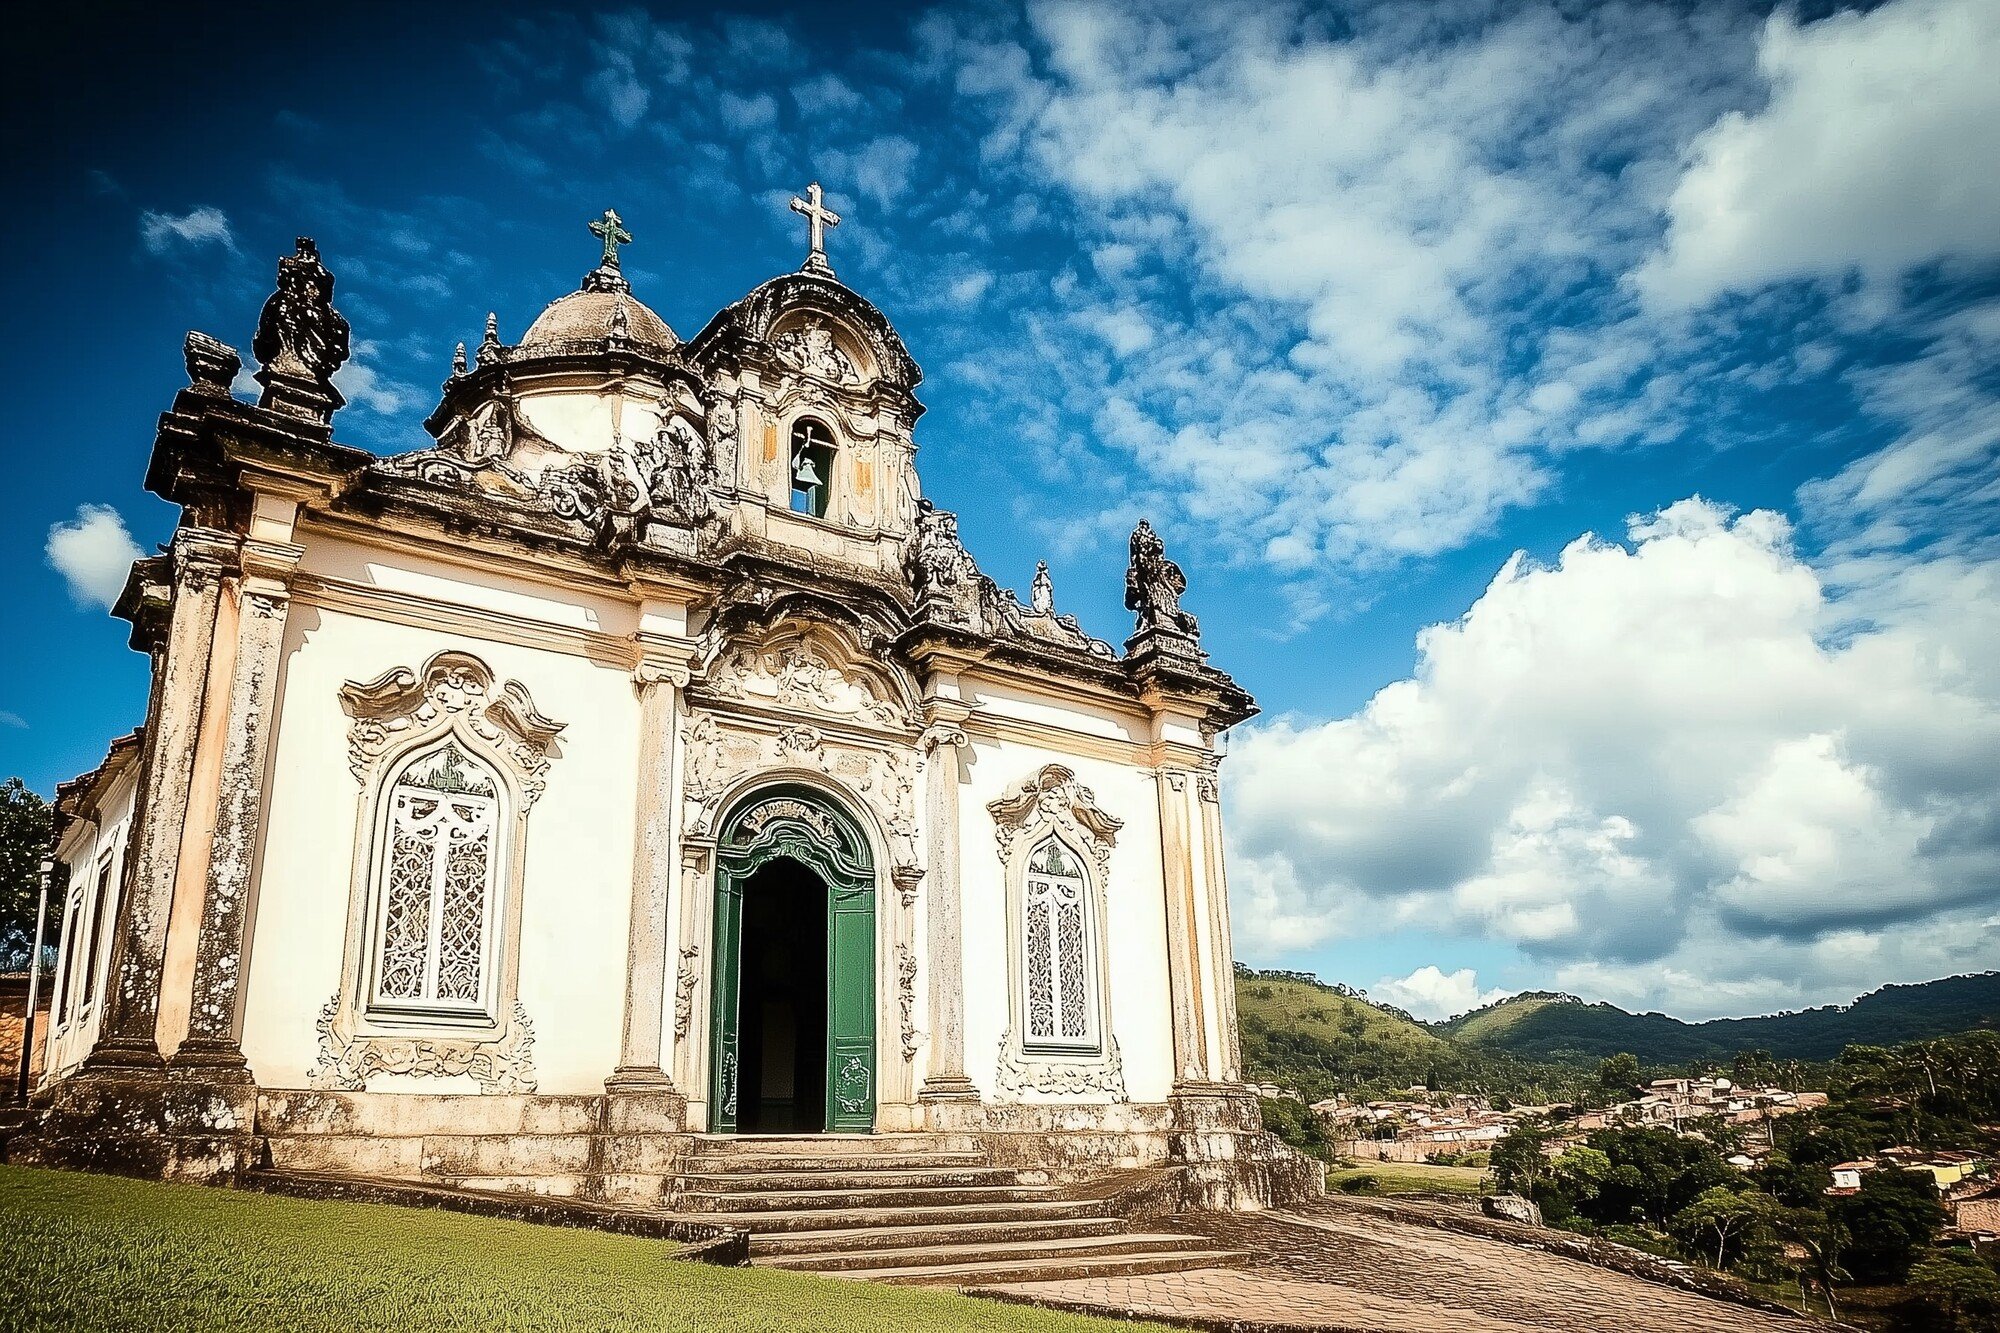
6, 1071, 260, 1184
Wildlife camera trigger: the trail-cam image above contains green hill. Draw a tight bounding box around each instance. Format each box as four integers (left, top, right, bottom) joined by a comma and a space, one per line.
1233, 967, 1595, 1105
1441, 972, 2000, 1064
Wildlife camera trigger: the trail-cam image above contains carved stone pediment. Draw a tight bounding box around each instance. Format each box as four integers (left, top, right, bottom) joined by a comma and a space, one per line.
340, 651, 564, 805
987, 764, 1124, 879
680, 712, 919, 867
702, 619, 914, 730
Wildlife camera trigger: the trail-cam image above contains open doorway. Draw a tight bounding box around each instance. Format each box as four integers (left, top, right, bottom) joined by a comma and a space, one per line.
735, 857, 828, 1133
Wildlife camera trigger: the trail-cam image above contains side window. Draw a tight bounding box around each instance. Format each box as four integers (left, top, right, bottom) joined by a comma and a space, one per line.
789, 417, 837, 519
78, 856, 114, 1010
1021, 837, 1100, 1052
53, 879, 84, 1027
367, 741, 504, 1020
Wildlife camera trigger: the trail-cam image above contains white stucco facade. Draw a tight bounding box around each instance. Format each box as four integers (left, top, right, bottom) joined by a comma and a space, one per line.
38, 223, 1262, 1185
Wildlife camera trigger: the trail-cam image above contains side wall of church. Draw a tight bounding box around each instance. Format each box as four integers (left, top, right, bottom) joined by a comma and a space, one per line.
41, 768, 139, 1084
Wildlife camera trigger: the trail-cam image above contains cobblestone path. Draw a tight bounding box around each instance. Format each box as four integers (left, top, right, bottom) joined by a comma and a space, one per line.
974, 1198, 1818, 1332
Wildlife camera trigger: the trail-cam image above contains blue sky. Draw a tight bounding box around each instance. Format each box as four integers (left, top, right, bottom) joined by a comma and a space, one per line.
6, 0, 1999, 1020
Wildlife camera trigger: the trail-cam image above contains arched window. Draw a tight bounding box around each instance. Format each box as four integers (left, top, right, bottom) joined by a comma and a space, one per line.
789, 418, 836, 519
1022, 837, 1099, 1050
367, 741, 503, 1019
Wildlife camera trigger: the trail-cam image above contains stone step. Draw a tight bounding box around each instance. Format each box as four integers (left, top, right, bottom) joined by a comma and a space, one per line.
678, 1183, 1063, 1213
831, 1248, 1255, 1286
681, 1151, 988, 1174
438, 1174, 588, 1197
759, 1231, 1218, 1274
747, 1216, 1128, 1258
688, 1198, 1109, 1233
673, 1167, 1028, 1192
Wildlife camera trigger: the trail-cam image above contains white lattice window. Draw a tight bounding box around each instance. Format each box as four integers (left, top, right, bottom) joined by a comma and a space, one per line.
1022, 838, 1099, 1051
367, 742, 502, 1020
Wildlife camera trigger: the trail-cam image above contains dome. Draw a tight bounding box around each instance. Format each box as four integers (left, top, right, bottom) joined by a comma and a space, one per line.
516, 286, 678, 360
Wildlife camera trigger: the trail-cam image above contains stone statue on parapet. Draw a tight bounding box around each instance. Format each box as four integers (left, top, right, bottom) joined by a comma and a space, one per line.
1124, 519, 1199, 641
253, 237, 351, 423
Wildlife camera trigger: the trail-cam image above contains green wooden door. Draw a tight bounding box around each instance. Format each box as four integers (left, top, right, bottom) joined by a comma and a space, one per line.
709, 789, 875, 1133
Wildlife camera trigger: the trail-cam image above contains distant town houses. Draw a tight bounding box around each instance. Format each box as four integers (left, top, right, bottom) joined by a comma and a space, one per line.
1291, 1076, 1834, 1162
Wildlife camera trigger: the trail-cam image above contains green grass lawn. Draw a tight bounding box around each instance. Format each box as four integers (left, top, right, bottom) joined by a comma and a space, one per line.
0, 1165, 1167, 1333
1324, 1159, 1489, 1196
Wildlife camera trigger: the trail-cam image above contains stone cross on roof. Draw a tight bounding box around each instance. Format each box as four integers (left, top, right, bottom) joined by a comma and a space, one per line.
583, 209, 634, 293
789, 182, 841, 277
589, 209, 632, 269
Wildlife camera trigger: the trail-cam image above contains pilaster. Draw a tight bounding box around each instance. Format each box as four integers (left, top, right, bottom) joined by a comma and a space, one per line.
1156, 766, 1211, 1087
917, 708, 978, 1103
1196, 769, 1244, 1081
171, 536, 303, 1079
606, 659, 690, 1106
82, 527, 234, 1076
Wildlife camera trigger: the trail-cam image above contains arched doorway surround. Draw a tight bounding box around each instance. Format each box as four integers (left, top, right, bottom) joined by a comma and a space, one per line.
708, 785, 876, 1133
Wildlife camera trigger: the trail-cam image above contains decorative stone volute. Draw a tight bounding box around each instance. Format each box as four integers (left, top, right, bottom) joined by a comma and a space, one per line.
183, 332, 241, 397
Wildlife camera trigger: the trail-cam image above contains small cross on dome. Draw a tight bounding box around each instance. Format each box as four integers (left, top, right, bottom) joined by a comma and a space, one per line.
589, 209, 632, 269
789, 182, 841, 277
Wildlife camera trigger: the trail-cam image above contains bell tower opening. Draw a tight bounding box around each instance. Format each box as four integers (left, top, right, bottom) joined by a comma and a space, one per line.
789, 418, 836, 518
736, 857, 829, 1133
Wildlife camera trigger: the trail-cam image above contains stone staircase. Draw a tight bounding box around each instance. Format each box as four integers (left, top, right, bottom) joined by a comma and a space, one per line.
668, 1133, 1252, 1286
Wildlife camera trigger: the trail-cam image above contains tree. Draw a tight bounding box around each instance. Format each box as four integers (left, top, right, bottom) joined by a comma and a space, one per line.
1898, 1250, 2000, 1333
1580, 1126, 1736, 1227
1672, 1185, 1781, 1271
1490, 1123, 1551, 1195
1775, 1206, 1850, 1321
1834, 1165, 1948, 1285
1597, 1052, 1640, 1098
0, 777, 57, 970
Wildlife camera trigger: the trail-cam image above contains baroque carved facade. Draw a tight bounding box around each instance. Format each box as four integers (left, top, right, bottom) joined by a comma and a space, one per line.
28, 195, 1281, 1206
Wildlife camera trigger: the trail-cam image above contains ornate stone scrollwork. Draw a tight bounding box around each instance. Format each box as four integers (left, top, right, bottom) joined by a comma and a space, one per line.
680, 712, 919, 864
907, 502, 1113, 658
311, 996, 539, 1094
896, 944, 921, 1063
995, 1031, 1127, 1099
773, 315, 861, 385
987, 764, 1123, 881
673, 944, 700, 1041
705, 620, 912, 730
540, 409, 716, 549
341, 651, 563, 806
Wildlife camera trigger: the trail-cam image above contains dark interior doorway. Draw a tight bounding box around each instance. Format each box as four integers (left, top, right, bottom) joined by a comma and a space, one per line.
736, 857, 828, 1133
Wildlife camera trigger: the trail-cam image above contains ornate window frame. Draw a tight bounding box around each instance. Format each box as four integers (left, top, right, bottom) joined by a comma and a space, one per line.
312, 651, 562, 1093
988, 764, 1127, 1099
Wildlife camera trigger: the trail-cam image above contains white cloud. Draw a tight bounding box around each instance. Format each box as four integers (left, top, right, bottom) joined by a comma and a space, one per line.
1225, 498, 2000, 1018
139, 206, 234, 255
1372, 967, 1511, 1023
45, 505, 144, 611
0, 711, 25, 730
331, 340, 426, 418
945, 1, 1765, 577
1633, 0, 2000, 311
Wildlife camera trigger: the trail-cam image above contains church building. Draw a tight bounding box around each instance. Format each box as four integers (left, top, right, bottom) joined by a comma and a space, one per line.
20, 193, 1308, 1225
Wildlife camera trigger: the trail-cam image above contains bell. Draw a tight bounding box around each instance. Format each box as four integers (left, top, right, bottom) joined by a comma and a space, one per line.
792, 451, 824, 488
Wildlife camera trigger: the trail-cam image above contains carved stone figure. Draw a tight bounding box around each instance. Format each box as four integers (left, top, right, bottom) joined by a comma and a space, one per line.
773, 317, 859, 384
907, 500, 976, 614
1125, 519, 1200, 640
541, 410, 714, 547
252, 238, 351, 422
1031, 562, 1054, 616
648, 412, 715, 525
